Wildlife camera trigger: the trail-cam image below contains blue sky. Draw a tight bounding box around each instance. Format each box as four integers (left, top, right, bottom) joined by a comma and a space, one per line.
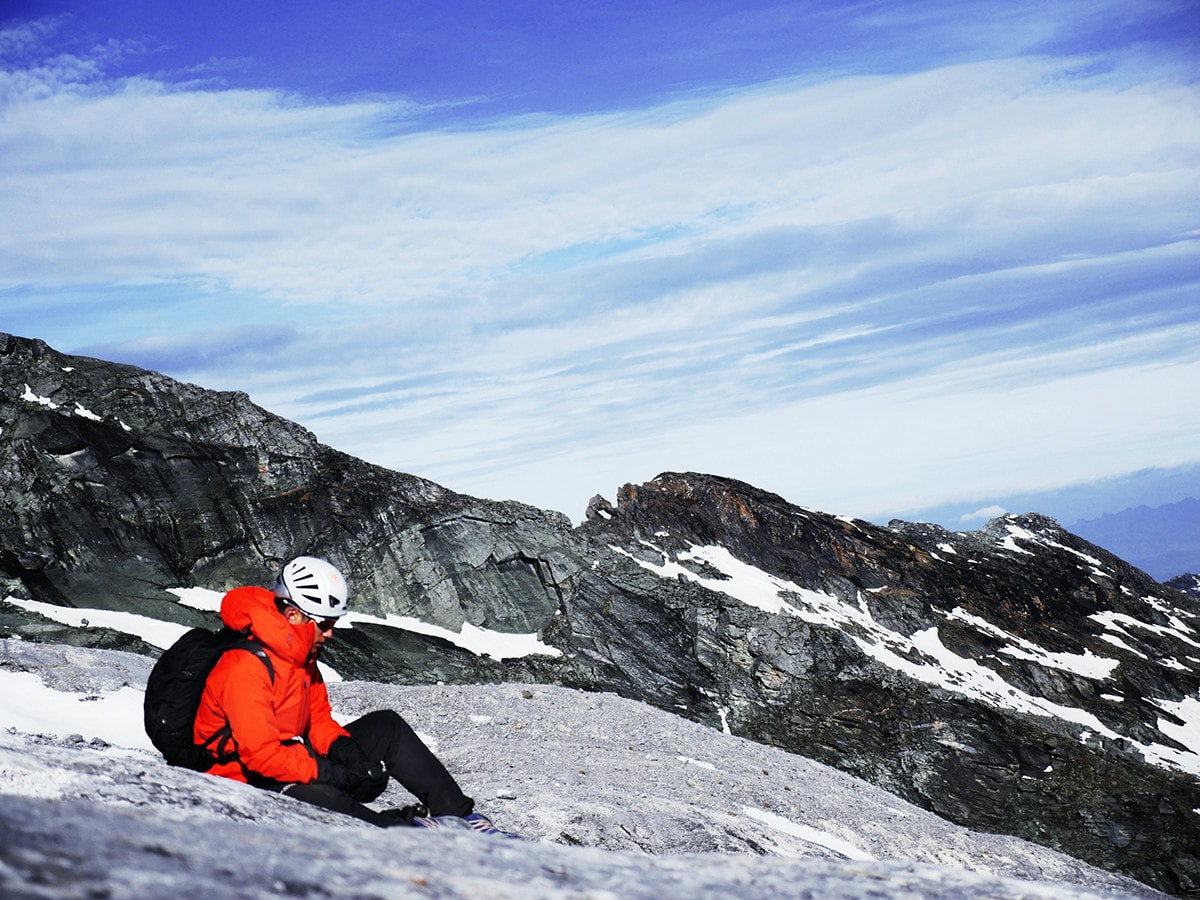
2, 1, 1199, 529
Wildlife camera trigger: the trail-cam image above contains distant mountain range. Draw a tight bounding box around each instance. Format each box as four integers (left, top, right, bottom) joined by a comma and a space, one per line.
1070, 498, 1200, 581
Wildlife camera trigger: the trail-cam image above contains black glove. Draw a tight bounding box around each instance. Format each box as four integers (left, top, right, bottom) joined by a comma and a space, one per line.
380, 804, 429, 827
327, 736, 385, 783
314, 756, 357, 792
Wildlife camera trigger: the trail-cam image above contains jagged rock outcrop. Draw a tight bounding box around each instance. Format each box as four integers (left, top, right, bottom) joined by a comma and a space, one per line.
0, 332, 577, 683
573, 474, 1200, 895
1167, 575, 1200, 600
2, 332, 1199, 895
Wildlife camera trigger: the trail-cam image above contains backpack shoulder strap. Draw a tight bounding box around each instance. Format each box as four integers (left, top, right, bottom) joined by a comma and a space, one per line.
219, 630, 275, 684
197, 632, 275, 765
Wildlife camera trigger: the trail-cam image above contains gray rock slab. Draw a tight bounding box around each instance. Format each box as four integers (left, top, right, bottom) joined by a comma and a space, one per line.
0, 642, 1164, 899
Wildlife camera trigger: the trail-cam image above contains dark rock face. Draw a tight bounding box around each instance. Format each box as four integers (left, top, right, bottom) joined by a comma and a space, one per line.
2, 332, 1199, 895
0, 333, 577, 684
574, 475, 1200, 895
1167, 575, 1200, 600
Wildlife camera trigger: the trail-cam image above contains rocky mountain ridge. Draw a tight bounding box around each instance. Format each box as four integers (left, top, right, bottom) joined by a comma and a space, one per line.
1167, 574, 1200, 599
1, 332, 1198, 895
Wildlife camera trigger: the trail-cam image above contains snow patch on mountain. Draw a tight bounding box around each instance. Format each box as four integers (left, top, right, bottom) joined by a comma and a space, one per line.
946, 608, 1119, 678
999, 521, 1107, 575
743, 808, 876, 861
616, 541, 1200, 777
5, 595, 190, 649
0, 666, 153, 752
1090, 611, 1200, 652
171, 585, 560, 661
20, 383, 58, 409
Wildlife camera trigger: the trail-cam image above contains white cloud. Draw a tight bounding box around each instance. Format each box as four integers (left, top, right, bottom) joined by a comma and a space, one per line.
960, 506, 1008, 526
3, 54, 1196, 309
3, 31, 1198, 521
406, 349, 1200, 521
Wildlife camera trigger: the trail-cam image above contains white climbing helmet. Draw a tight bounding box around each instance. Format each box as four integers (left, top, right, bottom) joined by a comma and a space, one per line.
273, 556, 349, 620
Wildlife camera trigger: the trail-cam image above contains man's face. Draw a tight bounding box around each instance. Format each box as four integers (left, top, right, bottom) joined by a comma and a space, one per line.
283, 605, 338, 663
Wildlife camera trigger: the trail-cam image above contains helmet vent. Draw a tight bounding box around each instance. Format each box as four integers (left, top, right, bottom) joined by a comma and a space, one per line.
273, 556, 349, 620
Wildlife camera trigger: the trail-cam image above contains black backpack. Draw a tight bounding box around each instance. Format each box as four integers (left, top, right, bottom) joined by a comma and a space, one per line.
144, 626, 275, 771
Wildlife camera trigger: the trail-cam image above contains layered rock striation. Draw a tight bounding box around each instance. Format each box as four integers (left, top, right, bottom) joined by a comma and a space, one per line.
0, 332, 576, 683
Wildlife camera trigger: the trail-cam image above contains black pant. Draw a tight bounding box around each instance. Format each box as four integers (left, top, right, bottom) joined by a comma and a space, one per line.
281, 709, 474, 827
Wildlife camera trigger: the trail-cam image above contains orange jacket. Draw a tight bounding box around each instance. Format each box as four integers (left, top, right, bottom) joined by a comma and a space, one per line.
193, 586, 349, 784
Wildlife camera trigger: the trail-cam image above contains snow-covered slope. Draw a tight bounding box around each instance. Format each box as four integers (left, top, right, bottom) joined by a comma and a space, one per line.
0, 639, 1163, 899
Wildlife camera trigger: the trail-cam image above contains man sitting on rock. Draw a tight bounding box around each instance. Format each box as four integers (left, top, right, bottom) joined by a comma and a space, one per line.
194, 555, 506, 834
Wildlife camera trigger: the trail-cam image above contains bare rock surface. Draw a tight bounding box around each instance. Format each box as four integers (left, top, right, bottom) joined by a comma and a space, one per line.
0, 641, 1164, 899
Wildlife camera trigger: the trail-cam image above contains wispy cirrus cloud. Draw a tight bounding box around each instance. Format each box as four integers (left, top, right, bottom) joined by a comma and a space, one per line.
2, 7, 1198, 521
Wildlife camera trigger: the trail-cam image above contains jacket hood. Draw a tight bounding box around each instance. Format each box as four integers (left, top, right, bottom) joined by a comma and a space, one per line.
220, 585, 313, 667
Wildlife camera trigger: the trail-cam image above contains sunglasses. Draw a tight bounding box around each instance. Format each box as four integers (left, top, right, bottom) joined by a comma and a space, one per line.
290, 604, 338, 633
